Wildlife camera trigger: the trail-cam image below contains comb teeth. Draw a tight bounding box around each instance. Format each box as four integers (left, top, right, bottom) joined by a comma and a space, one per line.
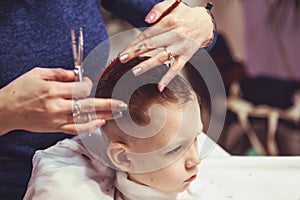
107, 57, 120, 69
94, 56, 120, 83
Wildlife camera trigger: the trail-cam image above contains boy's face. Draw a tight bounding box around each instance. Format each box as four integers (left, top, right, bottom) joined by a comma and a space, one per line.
127, 99, 202, 193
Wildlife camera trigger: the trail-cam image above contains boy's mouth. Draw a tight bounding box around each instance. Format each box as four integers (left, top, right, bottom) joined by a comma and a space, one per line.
184, 174, 197, 183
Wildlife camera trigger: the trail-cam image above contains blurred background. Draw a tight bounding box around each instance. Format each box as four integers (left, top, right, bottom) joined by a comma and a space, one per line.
101, 0, 300, 156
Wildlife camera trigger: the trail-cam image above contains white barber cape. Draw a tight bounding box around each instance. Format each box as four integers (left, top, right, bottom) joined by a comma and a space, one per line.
24, 134, 222, 200
24, 134, 300, 200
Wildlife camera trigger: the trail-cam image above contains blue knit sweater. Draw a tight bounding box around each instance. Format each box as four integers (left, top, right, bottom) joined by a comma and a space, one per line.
0, 1, 215, 199
0, 1, 161, 199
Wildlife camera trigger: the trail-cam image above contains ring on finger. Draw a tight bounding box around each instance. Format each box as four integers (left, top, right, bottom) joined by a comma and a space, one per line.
73, 99, 82, 118
74, 112, 93, 123
164, 49, 175, 66
137, 42, 147, 52
73, 69, 79, 76
86, 112, 92, 122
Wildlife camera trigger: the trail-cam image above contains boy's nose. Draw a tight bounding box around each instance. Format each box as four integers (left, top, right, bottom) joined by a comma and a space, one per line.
185, 142, 201, 169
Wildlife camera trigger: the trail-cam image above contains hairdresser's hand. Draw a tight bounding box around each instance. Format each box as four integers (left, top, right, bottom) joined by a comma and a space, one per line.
119, 0, 214, 91
0, 67, 127, 136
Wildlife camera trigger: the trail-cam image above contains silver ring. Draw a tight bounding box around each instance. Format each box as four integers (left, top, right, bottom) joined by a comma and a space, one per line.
73, 100, 82, 120
73, 69, 79, 76
164, 49, 175, 66
74, 113, 92, 123
137, 42, 147, 52
87, 113, 92, 122
167, 51, 174, 61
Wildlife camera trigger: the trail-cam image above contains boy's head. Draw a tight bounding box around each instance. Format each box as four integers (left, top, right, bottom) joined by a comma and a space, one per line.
95, 57, 203, 192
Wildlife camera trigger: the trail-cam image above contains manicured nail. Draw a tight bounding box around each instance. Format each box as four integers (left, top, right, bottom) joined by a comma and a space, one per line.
73, 69, 79, 76
158, 83, 166, 93
97, 119, 106, 127
119, 54, 129, 63
132, 67, 143, 76
145, 12, 156, 23
113, 111, 123, 119
117, 103, 128, 111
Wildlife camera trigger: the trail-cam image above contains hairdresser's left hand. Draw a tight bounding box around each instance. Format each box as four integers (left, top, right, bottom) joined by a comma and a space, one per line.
119, 0, 214, 91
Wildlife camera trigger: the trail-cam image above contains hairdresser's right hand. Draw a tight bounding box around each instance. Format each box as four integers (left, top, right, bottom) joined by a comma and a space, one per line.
0, 67, 127, 136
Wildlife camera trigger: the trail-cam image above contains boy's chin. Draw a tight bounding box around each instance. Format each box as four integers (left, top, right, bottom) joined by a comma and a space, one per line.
160, 184, 189, 193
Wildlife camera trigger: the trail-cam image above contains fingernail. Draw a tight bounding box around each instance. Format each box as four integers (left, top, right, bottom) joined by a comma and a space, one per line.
119, 54, 129, 63
113, 111, 123, 119
117, 103, 128, 111
145, 12, 156, 23
97, 119, 106, 127
73, 69, 79, 76
132, 67, 143, 76
158, 83, 166, 92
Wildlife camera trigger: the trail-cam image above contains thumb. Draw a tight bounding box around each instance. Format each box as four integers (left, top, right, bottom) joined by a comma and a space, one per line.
36, 67, 77, 82
145, 0, 181, 24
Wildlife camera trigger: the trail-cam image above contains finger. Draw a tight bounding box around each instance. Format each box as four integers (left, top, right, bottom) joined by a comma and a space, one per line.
60, 119, 106, 135
59, 98, 127, 122
48, 77, 92, 99
72, 77, 93, 98
95, 111, 119, 120
144, 0, 178, 24
120, 29, 176, 63
119, 28, 168, 63
84, 98, 128, 112
66, 110, 123, 126
126, 27, 168, 49
65, 98, 128, 113
60, 111, 105, 125
35, 67, 77, 82
125, 9, 183, 51
91, 111, 124, 121
131, 48, 174, 76
158, 57, 187, 92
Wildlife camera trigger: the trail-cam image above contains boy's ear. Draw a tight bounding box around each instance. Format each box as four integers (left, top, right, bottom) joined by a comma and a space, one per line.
107, 142, 132, 172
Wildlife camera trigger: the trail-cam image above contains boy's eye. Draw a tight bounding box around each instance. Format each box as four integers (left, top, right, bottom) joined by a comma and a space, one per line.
167, 145, 182, 154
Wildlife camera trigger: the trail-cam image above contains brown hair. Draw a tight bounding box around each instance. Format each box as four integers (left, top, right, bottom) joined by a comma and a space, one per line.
95, 56, 198, 143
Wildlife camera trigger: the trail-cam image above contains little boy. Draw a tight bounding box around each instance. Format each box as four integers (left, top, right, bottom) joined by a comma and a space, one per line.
24, 57, 221, 200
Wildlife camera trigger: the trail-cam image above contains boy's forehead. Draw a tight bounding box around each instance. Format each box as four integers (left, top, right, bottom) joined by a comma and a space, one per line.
130, 99, 201, 152
159, 99, 201, 137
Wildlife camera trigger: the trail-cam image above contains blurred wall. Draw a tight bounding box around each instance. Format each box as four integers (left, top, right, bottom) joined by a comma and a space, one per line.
188, 0, 300, 81
242, 0, 300, 80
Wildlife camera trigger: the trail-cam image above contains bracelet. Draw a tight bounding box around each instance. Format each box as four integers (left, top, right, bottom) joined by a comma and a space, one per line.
204, 2, 215, 47
205, 2, 213, 11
